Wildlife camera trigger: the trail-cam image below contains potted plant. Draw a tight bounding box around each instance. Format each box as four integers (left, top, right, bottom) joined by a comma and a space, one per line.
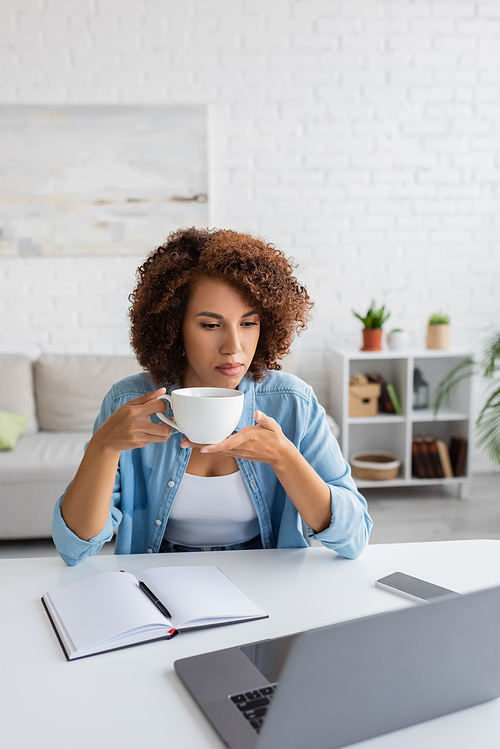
352, 301, 390, 352
387, 328, 407, 351
434, 332, 500, 465
426, 313, 450, 350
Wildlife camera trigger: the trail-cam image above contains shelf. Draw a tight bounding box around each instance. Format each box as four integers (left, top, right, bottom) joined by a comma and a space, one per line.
411, 409, 469, 423
334, 348, 470, 360
348, 415, 406, 425
330, 347, 473, 497
354, 477, 468, 489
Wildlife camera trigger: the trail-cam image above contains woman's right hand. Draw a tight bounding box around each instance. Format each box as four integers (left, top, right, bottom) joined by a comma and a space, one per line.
61, 388, 173, 541
93, 388, 175, 455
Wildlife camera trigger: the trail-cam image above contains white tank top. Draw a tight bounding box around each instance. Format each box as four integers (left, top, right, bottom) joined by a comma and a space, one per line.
164, 470, 260, 547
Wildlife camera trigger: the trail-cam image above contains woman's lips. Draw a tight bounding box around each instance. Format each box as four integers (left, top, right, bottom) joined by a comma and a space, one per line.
216, 363, 244, 376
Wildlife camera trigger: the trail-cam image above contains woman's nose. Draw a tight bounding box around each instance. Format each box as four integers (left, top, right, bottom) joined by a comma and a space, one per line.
221, 327, 243, 354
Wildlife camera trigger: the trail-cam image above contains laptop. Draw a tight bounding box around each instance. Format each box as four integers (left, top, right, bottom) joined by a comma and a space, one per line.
174, 584, 500, 749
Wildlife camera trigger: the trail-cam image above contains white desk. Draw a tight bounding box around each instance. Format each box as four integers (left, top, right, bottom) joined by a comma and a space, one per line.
1, 540, 499, 749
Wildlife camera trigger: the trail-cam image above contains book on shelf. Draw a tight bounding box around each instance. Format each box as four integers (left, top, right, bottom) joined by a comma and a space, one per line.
412, 436, 434, 479
412, 436, 448, 479
449, 436, 468, 477
366, 373, 401, 415
385, 383, 403, 415
423, 436, 444, 479
435, 439, 454, 479
412, 438, 426, 479
42, 565, 268, 661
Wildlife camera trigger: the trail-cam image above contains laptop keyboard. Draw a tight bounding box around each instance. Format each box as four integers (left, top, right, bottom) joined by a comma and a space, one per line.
229, 684, 279, 733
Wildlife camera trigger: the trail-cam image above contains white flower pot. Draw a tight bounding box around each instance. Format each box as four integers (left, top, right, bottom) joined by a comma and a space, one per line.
387, 331, 407, 350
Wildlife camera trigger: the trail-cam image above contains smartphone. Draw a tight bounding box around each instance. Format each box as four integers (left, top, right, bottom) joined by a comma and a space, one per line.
375, 572, 460, 603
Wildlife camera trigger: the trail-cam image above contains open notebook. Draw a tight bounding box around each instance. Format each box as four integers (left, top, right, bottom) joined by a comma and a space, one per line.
42, 565, 268, 661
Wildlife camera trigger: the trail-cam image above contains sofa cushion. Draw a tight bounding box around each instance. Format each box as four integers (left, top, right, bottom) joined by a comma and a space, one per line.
35, 354, 142, 431
0, 479, 70, 539
0, 354, 38, 433
0, 430, 90, 484
0, 410, 28, 450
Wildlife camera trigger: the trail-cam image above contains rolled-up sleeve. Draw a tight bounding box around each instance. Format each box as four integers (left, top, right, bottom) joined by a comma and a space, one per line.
52, 494, 121, 566
300, 390, 373, 558
51, 388, 122, 565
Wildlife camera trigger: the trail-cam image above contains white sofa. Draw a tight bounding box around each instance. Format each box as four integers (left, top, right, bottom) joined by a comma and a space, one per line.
0, 354, 141, 539
0, 351, 337, 540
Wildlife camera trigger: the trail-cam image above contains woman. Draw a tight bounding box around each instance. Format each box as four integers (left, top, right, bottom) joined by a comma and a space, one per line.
53, 228, 372, 565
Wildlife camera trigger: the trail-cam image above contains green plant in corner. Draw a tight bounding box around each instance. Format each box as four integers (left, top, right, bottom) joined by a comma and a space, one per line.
352, 301, 390, 329
434, 332, 500, 465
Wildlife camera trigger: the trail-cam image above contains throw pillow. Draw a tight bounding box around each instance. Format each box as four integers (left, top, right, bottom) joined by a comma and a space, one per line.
0, 410, 28, 450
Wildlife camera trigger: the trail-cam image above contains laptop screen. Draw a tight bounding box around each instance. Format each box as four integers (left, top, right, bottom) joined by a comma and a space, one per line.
239, 633, 301, 684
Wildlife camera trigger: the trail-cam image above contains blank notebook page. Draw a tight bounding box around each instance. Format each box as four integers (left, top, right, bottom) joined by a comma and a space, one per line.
45, 572, 165, 650
140, 565, 265, 626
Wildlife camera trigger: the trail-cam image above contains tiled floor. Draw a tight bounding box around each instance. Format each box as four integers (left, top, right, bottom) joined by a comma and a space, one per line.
0, 473, 498, 559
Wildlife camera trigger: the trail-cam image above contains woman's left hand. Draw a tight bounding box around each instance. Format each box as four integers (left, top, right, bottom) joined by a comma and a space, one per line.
180, 410, 292, 469
182, 408, 333, 533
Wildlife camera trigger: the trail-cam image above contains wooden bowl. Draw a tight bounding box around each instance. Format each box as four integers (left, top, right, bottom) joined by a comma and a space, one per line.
350, 451, 401, 481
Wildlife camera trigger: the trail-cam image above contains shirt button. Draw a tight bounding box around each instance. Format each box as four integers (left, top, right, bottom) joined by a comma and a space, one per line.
147, 548, 153, 553
168, 480, 175, 488
155, 519, 161, 526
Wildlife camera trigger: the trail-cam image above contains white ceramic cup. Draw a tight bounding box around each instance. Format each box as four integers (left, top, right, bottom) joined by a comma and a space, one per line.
156, 387, 244, 444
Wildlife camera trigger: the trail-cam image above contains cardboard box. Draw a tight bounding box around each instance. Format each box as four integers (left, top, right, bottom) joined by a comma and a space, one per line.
349, 383, 381, 417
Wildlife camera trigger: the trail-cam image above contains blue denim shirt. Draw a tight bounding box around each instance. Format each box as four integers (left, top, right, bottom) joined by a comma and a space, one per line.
52, 371, 372, 565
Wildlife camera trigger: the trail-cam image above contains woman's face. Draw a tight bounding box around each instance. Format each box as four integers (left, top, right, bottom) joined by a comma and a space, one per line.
182, 277, 261, 389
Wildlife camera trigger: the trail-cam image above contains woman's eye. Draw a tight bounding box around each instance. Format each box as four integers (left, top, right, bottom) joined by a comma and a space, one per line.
200, 322, 258, 329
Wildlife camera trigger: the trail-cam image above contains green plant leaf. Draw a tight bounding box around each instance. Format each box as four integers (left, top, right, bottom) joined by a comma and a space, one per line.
433, 357, 475, 415
429, 313, 450, 325
434, 332, 500, 466
476, 398, 500, 465
481, 333, 500, 379
352, 301, 390, 329
477, 383, 500, 424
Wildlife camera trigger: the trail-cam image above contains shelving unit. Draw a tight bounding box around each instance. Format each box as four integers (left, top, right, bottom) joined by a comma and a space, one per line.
330, 349, 472, 497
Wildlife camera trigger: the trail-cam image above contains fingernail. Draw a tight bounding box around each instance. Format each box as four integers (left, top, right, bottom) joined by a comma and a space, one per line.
200, 448, 209, 453
256, 410, 262, 420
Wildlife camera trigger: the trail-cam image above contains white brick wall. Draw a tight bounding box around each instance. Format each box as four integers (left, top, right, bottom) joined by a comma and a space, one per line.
1, 0, 499, 471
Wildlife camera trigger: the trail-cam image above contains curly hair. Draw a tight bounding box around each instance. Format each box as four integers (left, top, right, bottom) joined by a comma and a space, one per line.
129, 227, 313, 387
